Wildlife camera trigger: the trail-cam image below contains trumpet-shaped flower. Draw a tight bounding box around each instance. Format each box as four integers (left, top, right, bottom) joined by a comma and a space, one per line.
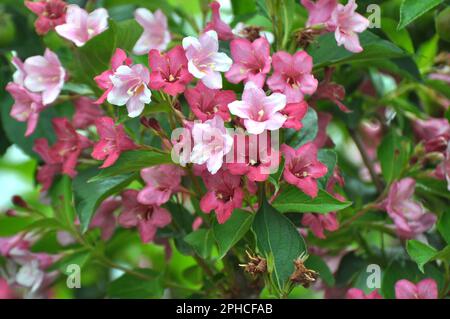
182, 30, 232, 89
133, 8, 171, 55
23, 49, 65, 105
25, 0, 67, 35
107, 64, 152, 117
55, 5, 109, 47
204, 1, 234, 41
228, 82, 287, 134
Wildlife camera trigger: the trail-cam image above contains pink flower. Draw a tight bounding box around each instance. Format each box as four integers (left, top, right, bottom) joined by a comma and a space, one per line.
185, 81, 235, 121
328, 0, 369, 53
313, 111, 333, 148
182, 30, 233, 89
72, 97, 104, 129
385, 178, 437, 239
204, 1, 234, 41
281, 101, 308, 131
25, 0, 67, 35
227, 132, 279, 182
413, 118, 450, 153
55, 5, 109, 47
23, 49, 66, 105
0, 278, 16, 299
267, 51, 318, 103
94, 48, 132, 104
119, 190, 172, 243
171, 120, 194, 167
90, 198, 121, 241
137, 164, 185, 206
11, 55, 26, 85
228, 82, 287, 134
346, 288, 382, 299
148, 45, 193, 96
281, 142, 328, 198
6, 82, 45, 136
133, 8, 171, 55
301, 0, 337, 27
311, 67, 349, 112
91, 117, 137, 168
33, 138, 63, 191
190, 115, 234, 174
107, 64, 152, 117
225, 37, 271, 87
302, 213, 339, 238
51, 118, 91, 177
395, 279, 438, 299
200, 169, 244, 224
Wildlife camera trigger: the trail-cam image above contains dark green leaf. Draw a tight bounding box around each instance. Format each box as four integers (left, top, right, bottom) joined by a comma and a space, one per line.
377, 131, 410, 184
273, 186, 352, 214
285, 107, 318, 148
252, 200, 306, 292
317, 149, 337, 189
73, 167, 136, 232
437, 211, 450, 244
213, 209, 254, 259
108, 269, 164, 298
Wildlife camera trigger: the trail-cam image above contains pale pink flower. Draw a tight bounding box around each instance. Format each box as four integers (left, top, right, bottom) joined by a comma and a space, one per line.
302, 213, 339, 239
171, 120, 194, 167
119, 190, 172, 243
137, 164, 185, 206
200, 169, 244, 224
192, 217, 203, 231
11, 55, 26, 85
281, 101, 308, 131
204, 1, 234, 41
94, 48, 132, 104
55, 5, 109, 47
413, 118, 450, 153
346, 288, 382, 299
72, 97, 104, 129
23, 49, 66, 105
190, 115, 234, 174
385, 178, 437, 239
133, 8, 171, 55
6, 82, 45, 137
225, 37, 271, 87
91, 117, 137, 168
25, 0, 67, 35
185, 81, 235, 121
148, 45, 193, 96
182, 30, 232, 89
281, 142, 328, 198
107, 64, 152, 117
301, 0, 337, 27
228, 82, 287, 134
90, 198, 121, 241
328, 0, 369, 53
267, 51, 318, 103
395, 279, 438, 299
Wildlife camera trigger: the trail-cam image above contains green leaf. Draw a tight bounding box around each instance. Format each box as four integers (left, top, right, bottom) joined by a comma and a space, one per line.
115, 19, 143, 51
213, 209, 255, 259
273, 186, 352, 214
377, 131, 410, 184
285, 107, 318, 148
89, 150, 172, 182
415, 35, 439, 73
304, 255, 335, 287
0, 216, 35, 236
308, 31, 407, 69
108, 269, 164, 298
406, 240, 438, 272
381, 18, 414, 54
62, 83, 94, 96
416, 177, 450, 200
438, 211, 450, 244
73, 167, 136, 232
184, 229, 214, 259
398, 0, 444, 30
252, 199, 307, 292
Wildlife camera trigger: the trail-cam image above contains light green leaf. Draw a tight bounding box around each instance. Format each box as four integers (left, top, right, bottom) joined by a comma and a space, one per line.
184, 229, 215, 259
438, 211, 450, 244
406, 240, 438, 273
377, 131, 410, 184
107, 269, 164, 298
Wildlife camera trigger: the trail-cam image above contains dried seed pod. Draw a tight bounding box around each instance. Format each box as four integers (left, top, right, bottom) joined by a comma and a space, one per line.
289, 255, 319, 288
239, 250, 267, 275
